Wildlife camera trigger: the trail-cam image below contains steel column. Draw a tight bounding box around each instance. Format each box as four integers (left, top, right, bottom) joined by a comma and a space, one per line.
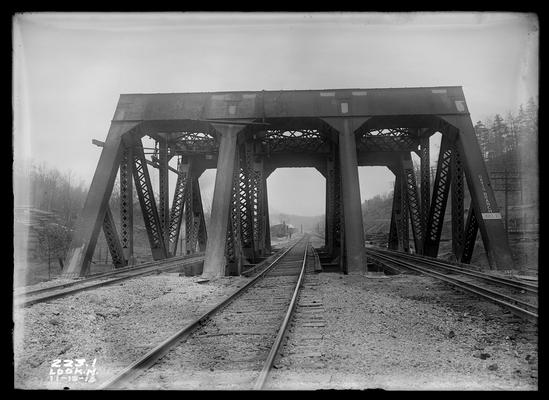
423, 134, 453, 257
132, 139, 168, 260
419, 135, 430, 234
168, 158, 192, 256
388, 177, 400, 250
338, 119, 366, 273
398, 172, 410, 253
325, 155, 336, 255
185, 176, 205, 255
158, 136, 170, 247
202, 123, 242, 278
239, 143, 256, 260
63, 121, 140, 277
195, 178, 208, 252
451, 146, 465, 260
461, 204, 479, 264
119, 145, 134, 264
102, 205, 126, 268
400, 153, 423, 253
261, 174, 271, 254
442, 116, 515, 270
184, 175, 197, 254
225, 146, 245, 274
249, 152, 267, 257
325, 146, 345, 265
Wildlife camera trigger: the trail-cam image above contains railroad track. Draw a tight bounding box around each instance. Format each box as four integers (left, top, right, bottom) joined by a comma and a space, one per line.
365, 248, 538, 323
14, 253, 205, 308
99, 235, 311, 390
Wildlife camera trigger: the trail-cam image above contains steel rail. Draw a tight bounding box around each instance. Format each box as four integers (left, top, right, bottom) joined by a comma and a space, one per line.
15, 252, 205, 299
241, 237, 302, 277
15, 255, 205, 308
253, 238, 309, 390
99, 236, 308, 390
367, 251, 537, 322
373, 248, 537, 293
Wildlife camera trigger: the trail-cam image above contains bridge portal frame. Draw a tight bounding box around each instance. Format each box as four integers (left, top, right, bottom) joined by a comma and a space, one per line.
62, 86, 514, 278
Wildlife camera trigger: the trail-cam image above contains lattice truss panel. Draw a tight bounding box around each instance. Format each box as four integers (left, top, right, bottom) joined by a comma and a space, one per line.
418, 135, 431, 234
184, 176, 196, 254
225, 147, 244, 267
333, 162, 343, 252
119, 147, 133, 262
451, 147, 466, 260
102, 205, 126, 267
422, 136, 453, 257
388, 178, 400, 251
356, 128, 419, 152
185, 177, 206, 255
172, 131, 218, 154
461, 206, 479, 263
260, 129, 330, 153
238, 150, 255, 253
249, 166, 265, 250
168, 158, 191, 256
401, 157, 424, 253
132, 140, 167, 260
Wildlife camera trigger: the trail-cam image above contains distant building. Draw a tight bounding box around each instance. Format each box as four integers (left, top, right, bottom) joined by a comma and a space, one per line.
270, 221, 297, 238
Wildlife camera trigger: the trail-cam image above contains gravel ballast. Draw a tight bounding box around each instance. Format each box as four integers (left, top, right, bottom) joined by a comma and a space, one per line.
13, 274, 249, 389
14, 248, 537, 390
267, 271, 537, 390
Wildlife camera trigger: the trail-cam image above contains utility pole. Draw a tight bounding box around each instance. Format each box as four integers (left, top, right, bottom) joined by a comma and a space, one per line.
490, 162, 521, 233
504, 166, 508, 232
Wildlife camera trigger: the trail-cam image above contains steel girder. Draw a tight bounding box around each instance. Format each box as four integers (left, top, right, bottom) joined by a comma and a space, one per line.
132, 139, 168, 260
461, 205, 479, 264
261, 129, 330, 153
168, 158, 192, 256
356, 127, 419, 152
119, 146, 134, 264
400, 153, 423, 253
451, 146, 466, 260
102, 205, 126, 268
63, 121, 141, 277
423, 134, 453, 257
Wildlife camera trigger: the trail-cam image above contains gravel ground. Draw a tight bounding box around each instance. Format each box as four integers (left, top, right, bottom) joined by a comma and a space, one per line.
14, 232, 537, 390
13, 274, 249, 389
267, 271, 538, 390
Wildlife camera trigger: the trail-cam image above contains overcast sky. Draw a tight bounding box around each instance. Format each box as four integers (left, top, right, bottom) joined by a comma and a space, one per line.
13, 12, 538, 216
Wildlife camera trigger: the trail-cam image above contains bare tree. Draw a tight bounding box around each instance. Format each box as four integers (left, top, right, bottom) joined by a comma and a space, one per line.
37, 223, 71, 279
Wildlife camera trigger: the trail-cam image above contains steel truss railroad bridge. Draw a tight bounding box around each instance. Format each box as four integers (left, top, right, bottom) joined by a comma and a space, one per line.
62, 86, 515, 278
